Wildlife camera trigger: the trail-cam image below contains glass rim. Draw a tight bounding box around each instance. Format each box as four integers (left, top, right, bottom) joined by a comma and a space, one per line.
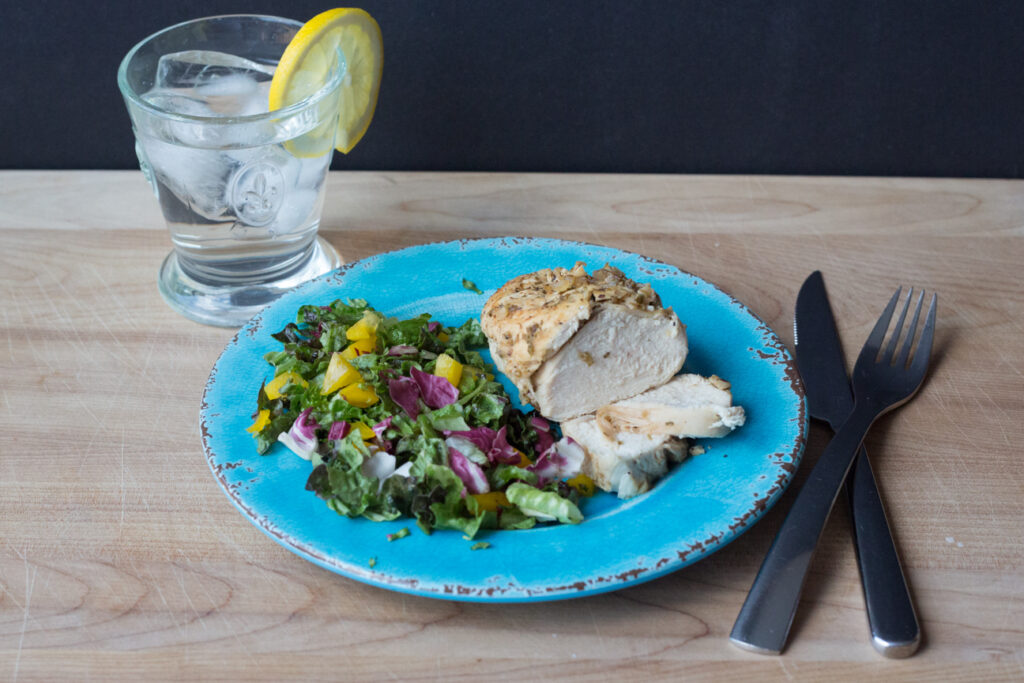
116, 13, 345, 125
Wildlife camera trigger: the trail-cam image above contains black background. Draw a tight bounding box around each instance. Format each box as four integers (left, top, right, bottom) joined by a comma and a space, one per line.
2, 1, 1022, 176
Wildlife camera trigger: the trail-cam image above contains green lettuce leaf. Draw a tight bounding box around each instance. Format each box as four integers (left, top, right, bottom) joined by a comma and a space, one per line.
263, 350, 315, 377
425, 403, 471, 432
255, 413, 294, 455
490, 465, 538, 488
466, 392, 507, 428
404, 434, 449, 479
497, 508, 537, 530
380, 314, 433, 347
420, 463, 486, 538
506, 483, 583, 524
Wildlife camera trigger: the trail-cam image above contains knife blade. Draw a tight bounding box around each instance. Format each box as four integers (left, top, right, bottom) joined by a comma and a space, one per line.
794, 271, 921, 657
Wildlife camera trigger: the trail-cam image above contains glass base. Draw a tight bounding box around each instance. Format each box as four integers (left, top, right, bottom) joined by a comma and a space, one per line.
157, 237, 342, 328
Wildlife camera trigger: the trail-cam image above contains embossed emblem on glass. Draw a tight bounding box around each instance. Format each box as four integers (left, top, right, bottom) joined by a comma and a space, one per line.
231, 162, 284, 227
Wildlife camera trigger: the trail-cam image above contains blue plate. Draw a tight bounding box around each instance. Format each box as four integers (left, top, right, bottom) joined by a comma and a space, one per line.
200, 237, 806, 602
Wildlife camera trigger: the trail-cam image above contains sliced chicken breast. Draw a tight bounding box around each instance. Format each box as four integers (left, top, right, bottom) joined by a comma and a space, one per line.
562, 373, 745, 498
561, 414, 689, 499
530, 304, 686, 420
595, 373, 746, 439
481, 261, 686, 419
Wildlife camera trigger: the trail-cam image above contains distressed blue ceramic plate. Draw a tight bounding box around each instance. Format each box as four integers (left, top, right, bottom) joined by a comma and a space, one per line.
201, 237, 806, 602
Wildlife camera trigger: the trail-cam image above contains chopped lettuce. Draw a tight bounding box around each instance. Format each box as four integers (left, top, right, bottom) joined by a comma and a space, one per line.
249, 299, 589, 537
506, 483, 583, 525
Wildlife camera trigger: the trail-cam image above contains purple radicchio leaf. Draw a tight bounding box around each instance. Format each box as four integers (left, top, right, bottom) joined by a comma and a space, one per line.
488, 425, 521, 464
293, 408, 319, 442
387, 345, 419, 356
328, 421, 351, 440
448, 447, 490, 495
372, 417, 395, 453
427, 321, 441, 333
410, 367, 459, 409
371, 417, 393, 439
388, 377, 421, 419
442, 426, 497, 453
530, 415, 555, 455
528, 437, 585, 484
278, 408, 319, 460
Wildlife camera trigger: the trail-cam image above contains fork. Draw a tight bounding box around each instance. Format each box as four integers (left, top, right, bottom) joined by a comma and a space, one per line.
730, 286, 937, 655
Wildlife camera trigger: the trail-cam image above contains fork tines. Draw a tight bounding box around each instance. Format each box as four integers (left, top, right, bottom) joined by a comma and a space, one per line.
863, 287, 937, 369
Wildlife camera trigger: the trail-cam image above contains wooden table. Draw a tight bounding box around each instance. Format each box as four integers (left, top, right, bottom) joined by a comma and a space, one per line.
2, 171, 1022, 681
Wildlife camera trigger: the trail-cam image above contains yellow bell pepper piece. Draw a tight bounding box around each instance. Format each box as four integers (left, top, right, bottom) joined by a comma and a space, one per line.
567, 473, 596, 497
322, 353, 361, 395
472, 491, 510, 511
353, 421, 376, 440
340, 336, 376, 360
265, 371, 308, 400
346, 311, 381, 341
516, 450, 534, 468
246, 409, 270, 434
434, 353, 463, 387
340, 382, 379, 407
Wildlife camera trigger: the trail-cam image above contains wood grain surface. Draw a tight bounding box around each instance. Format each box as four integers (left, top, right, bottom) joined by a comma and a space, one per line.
1, 170, 1022, 681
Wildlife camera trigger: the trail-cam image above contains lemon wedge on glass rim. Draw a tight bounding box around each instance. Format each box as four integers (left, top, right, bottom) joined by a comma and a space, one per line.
269, 8, 382, 156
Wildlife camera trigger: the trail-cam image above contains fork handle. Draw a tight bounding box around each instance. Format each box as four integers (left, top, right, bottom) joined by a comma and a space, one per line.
729, 404, 877, 655
847, 446, 921, 657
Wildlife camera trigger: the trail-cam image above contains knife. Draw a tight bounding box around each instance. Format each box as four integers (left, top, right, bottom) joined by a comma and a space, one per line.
792, 271, 921, 657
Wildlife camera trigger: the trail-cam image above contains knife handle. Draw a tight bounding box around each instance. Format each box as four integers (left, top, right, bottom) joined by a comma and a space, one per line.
729, 406, 876, 655
847, 445, 921, 657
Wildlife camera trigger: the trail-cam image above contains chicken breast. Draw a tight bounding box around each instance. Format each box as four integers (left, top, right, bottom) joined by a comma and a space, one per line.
562, 373, 745, 498
481, 262, 687, 420
595, 373, 746, 439
561, 414, 690, 499
530, 304, 687, 420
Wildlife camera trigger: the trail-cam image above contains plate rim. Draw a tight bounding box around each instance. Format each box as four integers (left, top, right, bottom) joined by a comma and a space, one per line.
200, 236, 807, 602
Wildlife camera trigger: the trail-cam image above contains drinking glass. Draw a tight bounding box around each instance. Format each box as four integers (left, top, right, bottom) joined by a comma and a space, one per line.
118, 15, 345, 327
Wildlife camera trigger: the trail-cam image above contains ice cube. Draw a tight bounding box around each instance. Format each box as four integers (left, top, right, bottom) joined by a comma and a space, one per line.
153, 51, 275, 118
296, 153, 332, 191
141, 89, 214, 117
268, 188, 320, 236
196, 73, 267, 116
143, 138, 238, 221
156, 50, 275, 90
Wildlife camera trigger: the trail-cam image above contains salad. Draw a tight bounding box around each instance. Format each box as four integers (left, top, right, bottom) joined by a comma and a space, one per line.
247, 299, 595, 538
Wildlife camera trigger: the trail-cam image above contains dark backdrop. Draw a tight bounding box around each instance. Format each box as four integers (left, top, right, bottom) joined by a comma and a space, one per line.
3, 1, 1022, 176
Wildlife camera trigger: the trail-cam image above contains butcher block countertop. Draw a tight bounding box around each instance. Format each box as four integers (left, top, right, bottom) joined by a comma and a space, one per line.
1, 170, 1022, 681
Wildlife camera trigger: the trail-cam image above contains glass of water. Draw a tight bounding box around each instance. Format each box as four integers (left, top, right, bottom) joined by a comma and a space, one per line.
118, 15, 345, 327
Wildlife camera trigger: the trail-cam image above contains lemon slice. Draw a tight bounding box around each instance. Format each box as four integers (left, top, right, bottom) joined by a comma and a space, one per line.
269, 8, 383, 156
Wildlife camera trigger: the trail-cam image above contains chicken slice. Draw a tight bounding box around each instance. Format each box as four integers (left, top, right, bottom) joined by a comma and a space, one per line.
530, 304, 687, 420
562, 373, 745, 499
595, 373, 745, 439
561, 414, 690, 499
